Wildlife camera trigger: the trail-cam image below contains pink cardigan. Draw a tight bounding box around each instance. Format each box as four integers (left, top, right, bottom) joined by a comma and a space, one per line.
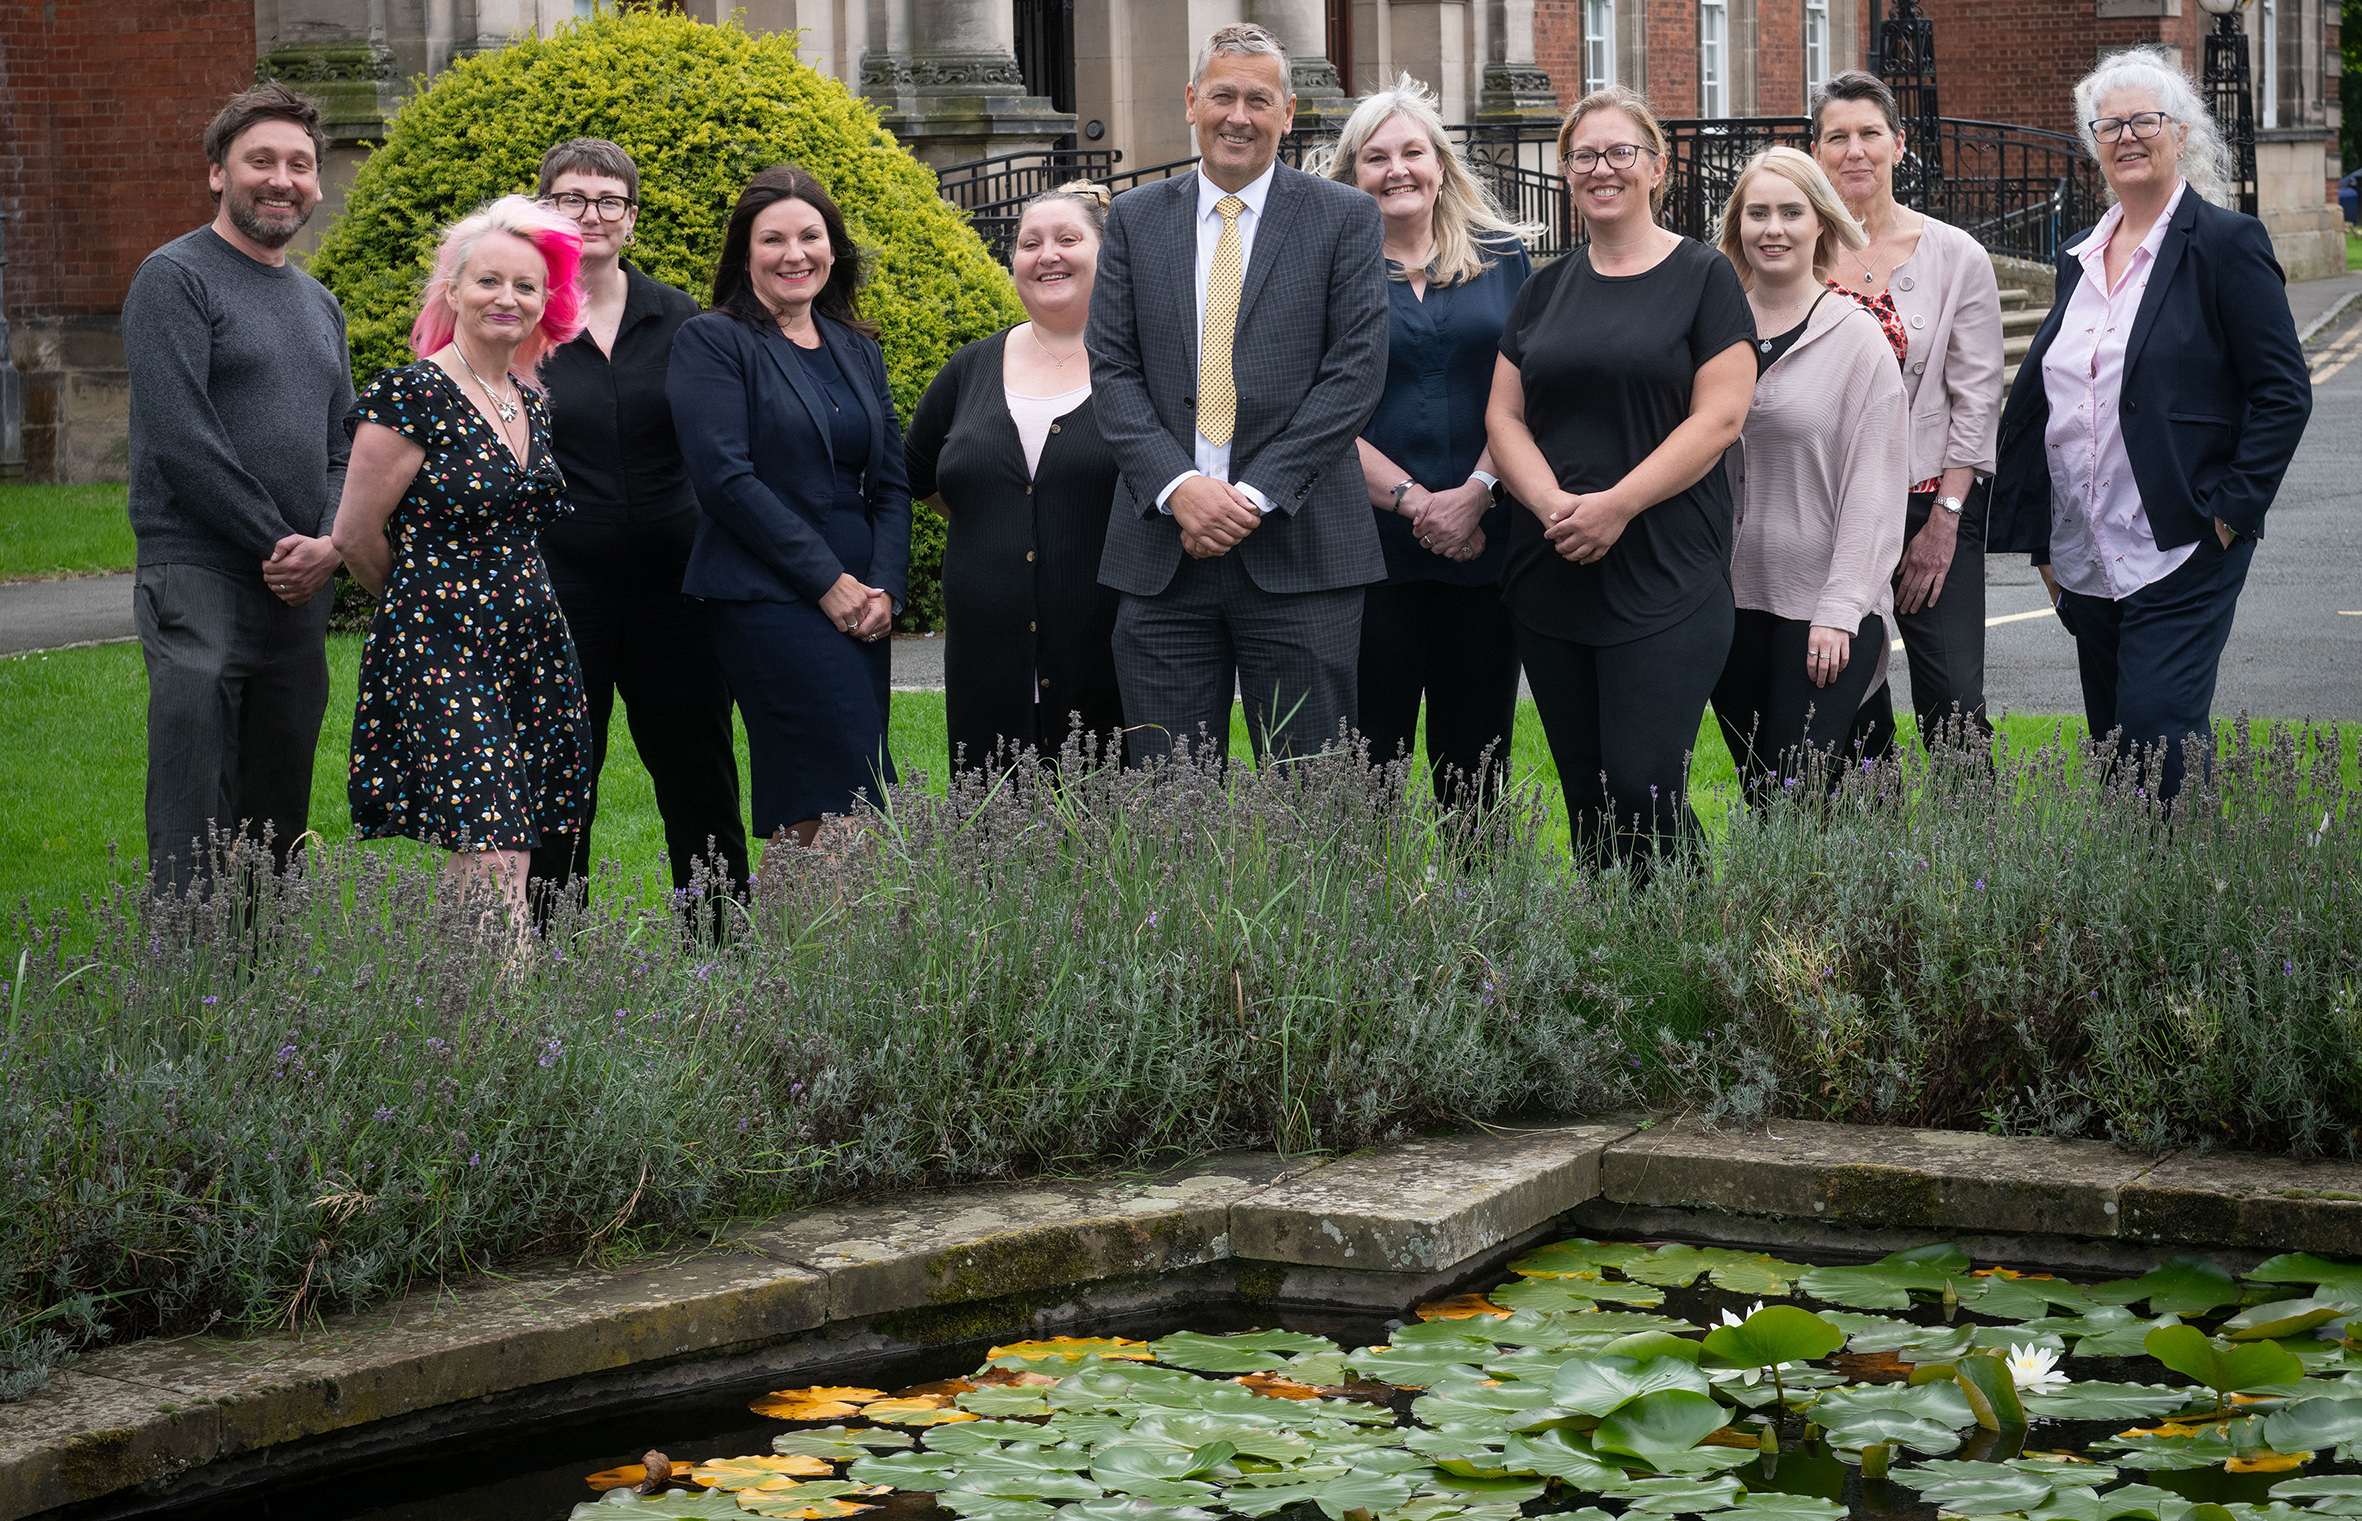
1725, 294, 1910, 640
1889, 214, 2005, 481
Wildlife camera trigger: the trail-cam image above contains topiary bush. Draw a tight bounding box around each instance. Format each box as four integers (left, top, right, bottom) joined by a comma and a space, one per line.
306, 9, 1023, 629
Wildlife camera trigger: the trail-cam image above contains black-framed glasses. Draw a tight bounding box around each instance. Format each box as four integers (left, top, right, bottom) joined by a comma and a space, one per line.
2088, 111, 2172, 143
1566, 144, 1656, 173
542, 191, 637, 220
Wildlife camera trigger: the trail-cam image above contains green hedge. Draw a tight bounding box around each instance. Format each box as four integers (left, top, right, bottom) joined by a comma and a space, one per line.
305, 9, 1024, 628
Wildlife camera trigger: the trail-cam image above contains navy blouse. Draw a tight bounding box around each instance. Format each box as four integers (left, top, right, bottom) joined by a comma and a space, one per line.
1362, 239, 1532, 586
790, 337, 875, 507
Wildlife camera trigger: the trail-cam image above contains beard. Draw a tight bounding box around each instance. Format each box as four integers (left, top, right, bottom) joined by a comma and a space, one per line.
225, 184, 313, 249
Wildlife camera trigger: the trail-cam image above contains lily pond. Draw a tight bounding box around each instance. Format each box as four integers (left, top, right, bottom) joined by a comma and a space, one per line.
197, 1239, 2362, 1521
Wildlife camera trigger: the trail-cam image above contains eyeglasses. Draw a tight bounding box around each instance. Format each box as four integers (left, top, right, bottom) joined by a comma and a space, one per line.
542, 191, 637, 220
1566, 144, 1657, 173
2088, 111, 2172, 143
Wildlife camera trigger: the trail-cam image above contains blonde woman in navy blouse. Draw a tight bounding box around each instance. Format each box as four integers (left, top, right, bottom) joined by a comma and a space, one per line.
1322, 75, 1537, 810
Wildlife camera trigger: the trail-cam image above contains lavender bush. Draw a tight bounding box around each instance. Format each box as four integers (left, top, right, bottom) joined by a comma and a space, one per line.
3, 723, 2357, 1398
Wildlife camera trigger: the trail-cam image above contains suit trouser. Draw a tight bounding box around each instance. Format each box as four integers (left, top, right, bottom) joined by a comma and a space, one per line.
134, 562, 333, 894
1113, 550, 1363, 764
528, 533, 749, 899
1515, 589, 1733, 878
1357, 579, 1521, 807
1851, 483, 1994, 756
2056, 528, 2255, 804
1713, 609, 1886, 804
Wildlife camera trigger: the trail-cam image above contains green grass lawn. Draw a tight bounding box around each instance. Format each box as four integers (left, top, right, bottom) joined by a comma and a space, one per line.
2348, 224, 2361, 272
0, 481, 136, 581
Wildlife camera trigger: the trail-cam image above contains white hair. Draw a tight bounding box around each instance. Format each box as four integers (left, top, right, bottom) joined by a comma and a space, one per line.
2073, 46, 2238, 209
1192, 23, 1289, 88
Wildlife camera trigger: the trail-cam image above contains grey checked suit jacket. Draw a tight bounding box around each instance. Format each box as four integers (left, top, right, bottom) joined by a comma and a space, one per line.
1088, 164, 1391, 598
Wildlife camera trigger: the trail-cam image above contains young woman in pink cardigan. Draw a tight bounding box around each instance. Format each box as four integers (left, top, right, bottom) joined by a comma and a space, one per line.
1710, 148, 1909, 801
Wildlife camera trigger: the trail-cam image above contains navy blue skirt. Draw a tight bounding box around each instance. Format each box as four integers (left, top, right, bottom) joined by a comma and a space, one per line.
703, 596, 895, 836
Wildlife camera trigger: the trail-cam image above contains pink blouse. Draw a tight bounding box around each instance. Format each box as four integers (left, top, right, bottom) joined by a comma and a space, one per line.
2041, 180, 2196, 600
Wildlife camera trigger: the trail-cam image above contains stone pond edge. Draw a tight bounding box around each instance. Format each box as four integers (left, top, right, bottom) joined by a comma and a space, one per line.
4, 1117, 2359, 1520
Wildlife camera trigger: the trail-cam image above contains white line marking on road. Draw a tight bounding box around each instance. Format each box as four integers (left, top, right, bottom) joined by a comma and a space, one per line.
1892, 605, 2055, 651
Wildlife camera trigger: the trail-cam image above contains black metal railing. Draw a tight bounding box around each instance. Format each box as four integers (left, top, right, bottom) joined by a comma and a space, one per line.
935, 116, 2096, 268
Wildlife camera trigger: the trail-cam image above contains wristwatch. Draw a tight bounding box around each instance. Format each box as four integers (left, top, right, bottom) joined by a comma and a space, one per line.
1470, 469, 1502, 503
1938, 495, 1965, 516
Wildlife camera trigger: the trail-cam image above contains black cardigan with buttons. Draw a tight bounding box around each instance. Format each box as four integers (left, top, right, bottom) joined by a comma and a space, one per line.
905, 328, 1125, 770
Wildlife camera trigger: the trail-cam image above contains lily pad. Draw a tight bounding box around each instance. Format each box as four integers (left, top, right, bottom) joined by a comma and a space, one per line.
1055, 1501, 1217, 1521
1605, 1331, 1711, 1365
2088, 1258, 2241, 1318
1622, 1245, 1808, 1296
2248, 1256, 2362, 1308
773, 1430, 914, 1460
991, 1338, 1156, 1364
2263, 1398, 2362, 1454
1593, 1389, 1733, 1462
690, 1458, 848, 1492
572, 1491, 759, 1520
936, 1493, 1062, 1521
1949, 1350, 2030, 1429
2146, 1325, 2306, 1395
2223, 1301, 2350, 1342
2094, 1430, 2240, 1471
1510, 1239, 1654, 1278
2018, 1383, 2192, 1421
1701, 1306, 1847, 1371
848, 1452, 961, 1491
1500, 1428, 1626, 1486
1552, 1355, 1718, 1416
1150, 1330, 1338, 1373
737, 1497, 880, 1521
1798, 1244, 1971, 1311
1957, 1274, 2097, 1322
1089, 1442, 1235, 1492
1894, 1462, 2057, 1510
960, 1387, 1058, 1418
1220, 1468, 1420, 1519
1603, 1474, 1747, 1514
1709, 1495, 1849, 1521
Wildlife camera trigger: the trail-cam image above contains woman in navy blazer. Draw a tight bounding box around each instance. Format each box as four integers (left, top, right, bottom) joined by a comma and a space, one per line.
1988, 47, 2310, 803
668, 165, 911, 851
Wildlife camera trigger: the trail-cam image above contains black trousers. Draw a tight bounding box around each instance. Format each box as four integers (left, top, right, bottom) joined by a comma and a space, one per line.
1357, 580, 1521, 806
134, 563, 333, 893
1713, 608, 1886, 803
528, 520, 748, 898
2056, 528, 2255, 804
1516, 590, 1733, 877
1113, 551, 1363, 765
1852, 483, 1994, 756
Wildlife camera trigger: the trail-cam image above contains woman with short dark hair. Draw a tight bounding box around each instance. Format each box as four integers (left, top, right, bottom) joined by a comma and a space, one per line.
526, 137, 749, 907
668, 165, 911, 857
1811, 69, 2005, 756
1990, 48, 2311, 803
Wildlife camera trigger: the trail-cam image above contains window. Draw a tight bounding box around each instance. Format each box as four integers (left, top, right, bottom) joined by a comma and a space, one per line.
1804, 0, 1830, 96
1699, 0, 1728, 117
1585, 0, 1617, 93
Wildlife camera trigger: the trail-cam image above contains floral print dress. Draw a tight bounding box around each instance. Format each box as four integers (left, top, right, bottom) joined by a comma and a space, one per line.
346, 362, 590, 852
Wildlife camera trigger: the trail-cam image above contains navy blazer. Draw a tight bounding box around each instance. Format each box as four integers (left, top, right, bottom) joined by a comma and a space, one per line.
667, 309, 912, 608
1988, 191, 2311, 560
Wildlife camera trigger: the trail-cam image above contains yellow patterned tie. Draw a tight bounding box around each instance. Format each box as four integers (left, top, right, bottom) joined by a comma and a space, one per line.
1197, 195, 1246, 447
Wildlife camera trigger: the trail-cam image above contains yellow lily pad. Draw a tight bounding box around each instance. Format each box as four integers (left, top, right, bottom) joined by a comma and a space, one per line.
1416, 1294, 1510, 1321
2227, 1452, 2312, 1473
986, 1336, 1154, 1362
693, 1457, 840, 1491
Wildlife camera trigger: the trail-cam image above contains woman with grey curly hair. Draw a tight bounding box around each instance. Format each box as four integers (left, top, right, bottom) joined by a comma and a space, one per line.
1988, 46, 2311, 804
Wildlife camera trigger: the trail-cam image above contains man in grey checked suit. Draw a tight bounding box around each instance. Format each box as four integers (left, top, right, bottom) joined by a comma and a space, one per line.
1087, 22, 1389, 763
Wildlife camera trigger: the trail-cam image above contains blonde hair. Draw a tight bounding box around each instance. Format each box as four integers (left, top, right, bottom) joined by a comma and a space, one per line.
1557, 86, 1671, 215
2074, 46, 2236, 209
1018, 178, 1110, 239
1315, 74, 1544, 287
1716, 147, 1865, 289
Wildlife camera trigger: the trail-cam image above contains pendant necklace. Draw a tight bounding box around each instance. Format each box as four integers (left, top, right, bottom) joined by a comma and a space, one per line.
453, 343, 519, 423
1029, 323, 1084, 372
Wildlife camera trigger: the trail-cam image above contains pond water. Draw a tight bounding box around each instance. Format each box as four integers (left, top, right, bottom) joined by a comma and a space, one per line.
142, 1238, 2362, 1521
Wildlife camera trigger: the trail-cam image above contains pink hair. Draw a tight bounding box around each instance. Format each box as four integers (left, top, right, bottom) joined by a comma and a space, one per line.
408, 195, 586, 384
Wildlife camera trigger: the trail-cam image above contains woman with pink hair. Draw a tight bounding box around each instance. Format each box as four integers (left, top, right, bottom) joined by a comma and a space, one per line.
330, 195, 592, 926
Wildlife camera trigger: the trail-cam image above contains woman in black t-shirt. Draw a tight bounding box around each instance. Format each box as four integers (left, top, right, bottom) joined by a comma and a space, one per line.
1487, 87, 1757, 877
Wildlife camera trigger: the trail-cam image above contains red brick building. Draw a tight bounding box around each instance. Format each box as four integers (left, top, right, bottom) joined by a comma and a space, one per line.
0, 1, 258, 481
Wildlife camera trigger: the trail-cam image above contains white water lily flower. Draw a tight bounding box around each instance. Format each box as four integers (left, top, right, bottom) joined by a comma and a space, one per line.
1717, 1301, 1768, 1329
2005, 1344, 2070, 1394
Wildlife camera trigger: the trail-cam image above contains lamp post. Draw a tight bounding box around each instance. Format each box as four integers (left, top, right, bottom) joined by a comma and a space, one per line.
2196, 0, 2260, 216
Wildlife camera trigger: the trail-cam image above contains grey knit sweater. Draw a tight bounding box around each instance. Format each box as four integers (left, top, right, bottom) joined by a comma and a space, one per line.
122, 226, 355, 575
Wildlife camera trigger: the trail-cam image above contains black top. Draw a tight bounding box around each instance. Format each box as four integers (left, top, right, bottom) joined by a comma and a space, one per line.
1498, 238, 1755, 645
1752, 291, 1830, 374
541, 263, 701, 559
905, 329, 1125, 769
790, 336, 874, 506
1363, 242, 1532, 586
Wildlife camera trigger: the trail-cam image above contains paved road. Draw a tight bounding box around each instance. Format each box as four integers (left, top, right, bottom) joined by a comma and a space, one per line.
0, 572, 133, 656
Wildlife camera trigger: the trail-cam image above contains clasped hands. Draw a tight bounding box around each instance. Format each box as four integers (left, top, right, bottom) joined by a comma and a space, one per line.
1535, 488, 1635, 567
1170, 474, 1263, 559
1395, 481, 1489, 563
262, 533, 340, 607
821, 573, 894, 642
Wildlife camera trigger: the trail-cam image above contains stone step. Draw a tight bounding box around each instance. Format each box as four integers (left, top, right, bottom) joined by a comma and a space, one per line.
1998, 285, 2032, 310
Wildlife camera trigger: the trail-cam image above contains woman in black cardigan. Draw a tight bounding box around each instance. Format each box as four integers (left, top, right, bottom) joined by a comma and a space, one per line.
668, 165, 910, 851
906, 182, 1124, 770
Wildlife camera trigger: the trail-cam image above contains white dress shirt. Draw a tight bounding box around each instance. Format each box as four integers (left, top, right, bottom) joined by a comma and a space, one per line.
2042, 178, 2194, 600
1156, 162, 1278, 515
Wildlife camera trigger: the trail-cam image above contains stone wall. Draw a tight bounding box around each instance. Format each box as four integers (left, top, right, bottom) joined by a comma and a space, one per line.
0, 0, 256, 482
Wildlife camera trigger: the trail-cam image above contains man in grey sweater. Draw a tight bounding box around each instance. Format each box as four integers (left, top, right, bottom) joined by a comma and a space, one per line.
124, 81, 354, 893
